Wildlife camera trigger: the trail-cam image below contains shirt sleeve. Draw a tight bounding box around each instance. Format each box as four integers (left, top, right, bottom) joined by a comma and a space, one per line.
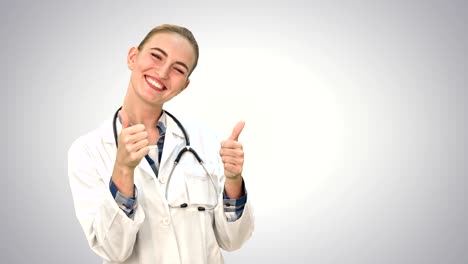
222, 179, 248, 222
109, 179, 138, 219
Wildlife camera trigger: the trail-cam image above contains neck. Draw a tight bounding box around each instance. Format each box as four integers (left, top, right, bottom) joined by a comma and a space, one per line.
122, 96, 163, 128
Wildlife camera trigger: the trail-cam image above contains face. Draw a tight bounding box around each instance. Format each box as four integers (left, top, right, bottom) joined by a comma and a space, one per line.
127, 32, 196, 107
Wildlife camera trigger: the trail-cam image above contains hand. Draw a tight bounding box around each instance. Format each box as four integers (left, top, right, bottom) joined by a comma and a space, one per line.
115, 109, 149, 169
220, 121, 245, 180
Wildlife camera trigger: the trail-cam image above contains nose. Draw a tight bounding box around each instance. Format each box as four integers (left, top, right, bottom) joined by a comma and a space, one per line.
156, 63, 170, 79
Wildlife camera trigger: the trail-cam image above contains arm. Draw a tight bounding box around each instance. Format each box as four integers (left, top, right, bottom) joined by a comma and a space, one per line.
213, 121, 255, 250
68, 110, 150, 262
221, 121, 246, 199
68, 138, 145, 262
223, 179, 247, 222
213, 175, 254, 251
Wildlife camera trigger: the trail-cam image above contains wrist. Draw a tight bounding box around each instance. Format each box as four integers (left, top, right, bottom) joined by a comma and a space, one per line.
112, 164, 135, 197
224, 175, 243, 199
225, 174, 242, 184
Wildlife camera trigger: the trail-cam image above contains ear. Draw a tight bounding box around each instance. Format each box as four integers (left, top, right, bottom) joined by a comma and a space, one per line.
127, 47, 139, 70
181, 79, 190, 92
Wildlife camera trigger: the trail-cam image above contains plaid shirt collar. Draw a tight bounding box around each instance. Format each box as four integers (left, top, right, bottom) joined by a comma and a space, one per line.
157, 111, 167, 136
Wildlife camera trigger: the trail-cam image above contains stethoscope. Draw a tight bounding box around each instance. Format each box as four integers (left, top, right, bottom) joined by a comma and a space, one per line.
113, 106, 219, 211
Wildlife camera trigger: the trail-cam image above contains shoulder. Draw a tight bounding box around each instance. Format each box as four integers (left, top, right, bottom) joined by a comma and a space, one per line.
68, 119, 113, 157
186, 119, 219, 139
164, 111, 221, 144
179, 116, 219, 138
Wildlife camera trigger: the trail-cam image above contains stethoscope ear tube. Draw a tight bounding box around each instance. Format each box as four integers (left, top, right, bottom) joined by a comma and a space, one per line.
164, 110, 190, 146
112, 106, 189, 148
113, 106, 123, 147
178, 203, 206, 211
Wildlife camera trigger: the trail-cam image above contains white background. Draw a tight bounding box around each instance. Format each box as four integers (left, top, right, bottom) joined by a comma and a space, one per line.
1, 0, 467, 263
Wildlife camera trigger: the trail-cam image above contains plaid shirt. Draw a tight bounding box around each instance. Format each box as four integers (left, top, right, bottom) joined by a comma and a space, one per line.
110, 112, 247, 221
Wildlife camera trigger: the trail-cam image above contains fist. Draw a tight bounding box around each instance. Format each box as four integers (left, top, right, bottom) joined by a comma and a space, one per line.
220, 121, 245, 179
116, 110, 149, 168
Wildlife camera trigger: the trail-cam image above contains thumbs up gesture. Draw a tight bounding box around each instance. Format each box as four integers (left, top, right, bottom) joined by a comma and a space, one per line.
220, 121, 245, 179
116, 109, 149, 169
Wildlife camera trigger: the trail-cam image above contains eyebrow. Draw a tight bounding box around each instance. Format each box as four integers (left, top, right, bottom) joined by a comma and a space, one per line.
150, 47, 190, 72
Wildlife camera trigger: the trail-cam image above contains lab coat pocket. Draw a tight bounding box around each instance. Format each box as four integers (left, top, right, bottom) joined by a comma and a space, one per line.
182, 162, 219, 207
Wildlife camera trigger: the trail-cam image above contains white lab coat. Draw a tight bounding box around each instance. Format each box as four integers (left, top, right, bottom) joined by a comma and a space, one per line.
68, 115, 254, 264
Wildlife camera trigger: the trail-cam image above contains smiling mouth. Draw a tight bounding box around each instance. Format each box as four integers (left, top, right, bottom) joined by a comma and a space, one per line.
145, 75, 166, 91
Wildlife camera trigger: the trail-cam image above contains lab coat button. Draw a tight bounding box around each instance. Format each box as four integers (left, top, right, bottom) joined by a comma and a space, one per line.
159, 177, 166, 184
161, 217, 170, 226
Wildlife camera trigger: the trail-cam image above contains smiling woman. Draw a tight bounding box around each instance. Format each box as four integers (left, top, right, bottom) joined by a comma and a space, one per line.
126, 32, 195, 108
67, 24, 254, 264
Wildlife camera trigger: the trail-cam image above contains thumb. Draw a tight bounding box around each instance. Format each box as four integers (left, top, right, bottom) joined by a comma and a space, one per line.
119, 109, 130, 129
228, 121, 245, 141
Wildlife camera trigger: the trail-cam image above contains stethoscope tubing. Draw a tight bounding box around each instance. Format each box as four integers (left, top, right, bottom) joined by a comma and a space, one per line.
112, 106, 219, 211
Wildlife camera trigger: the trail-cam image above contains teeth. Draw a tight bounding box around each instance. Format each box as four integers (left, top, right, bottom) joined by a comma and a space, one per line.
147, 77, 163, 89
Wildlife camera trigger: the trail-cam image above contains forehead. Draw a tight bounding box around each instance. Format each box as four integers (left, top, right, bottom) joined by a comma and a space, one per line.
143, 32, 196, 68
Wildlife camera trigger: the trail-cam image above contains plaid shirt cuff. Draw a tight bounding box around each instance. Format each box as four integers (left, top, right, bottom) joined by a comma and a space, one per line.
110, 179, 138, 219
223, 179, 247, 222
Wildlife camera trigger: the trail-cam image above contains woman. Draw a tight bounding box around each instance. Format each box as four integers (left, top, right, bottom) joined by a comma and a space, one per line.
68, 24, 254, 264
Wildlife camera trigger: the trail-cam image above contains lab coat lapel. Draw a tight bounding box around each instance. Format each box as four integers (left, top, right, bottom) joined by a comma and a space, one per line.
137, 157, 156, 179
159, 114, 184, 178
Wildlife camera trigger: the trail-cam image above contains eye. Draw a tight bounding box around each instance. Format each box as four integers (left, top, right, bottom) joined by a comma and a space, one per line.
174, 67, 186, 75
151, 53, 162, 60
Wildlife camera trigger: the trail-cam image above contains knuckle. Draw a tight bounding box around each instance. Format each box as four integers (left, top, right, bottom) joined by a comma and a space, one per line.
125, 145, 132, 152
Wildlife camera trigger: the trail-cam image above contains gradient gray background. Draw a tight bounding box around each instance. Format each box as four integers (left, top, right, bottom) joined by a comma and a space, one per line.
1, 0, 466, 263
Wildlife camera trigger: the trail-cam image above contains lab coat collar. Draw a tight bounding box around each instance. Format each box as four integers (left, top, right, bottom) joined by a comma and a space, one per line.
101, 118, 117, 144
158, 113, 185, 173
